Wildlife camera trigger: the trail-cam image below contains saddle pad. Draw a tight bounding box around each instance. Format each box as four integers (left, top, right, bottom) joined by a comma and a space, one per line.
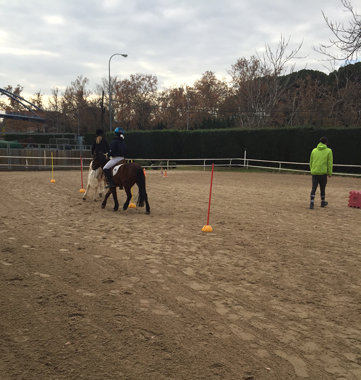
112, 163, 125, 176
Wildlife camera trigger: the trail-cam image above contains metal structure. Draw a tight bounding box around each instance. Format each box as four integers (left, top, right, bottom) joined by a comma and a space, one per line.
0, 87, 53, 123
108, 53, 127, 132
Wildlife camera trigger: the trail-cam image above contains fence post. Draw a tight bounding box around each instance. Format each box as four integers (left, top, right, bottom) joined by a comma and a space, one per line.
279, 162, 281, 173
244, 149, 246, 168
204, 159, 206, 171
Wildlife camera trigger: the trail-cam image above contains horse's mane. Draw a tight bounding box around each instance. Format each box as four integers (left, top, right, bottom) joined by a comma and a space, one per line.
94, 151, 109, 166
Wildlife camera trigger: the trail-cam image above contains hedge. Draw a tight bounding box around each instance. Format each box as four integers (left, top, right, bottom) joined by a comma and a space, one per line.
83, 127, 361, 166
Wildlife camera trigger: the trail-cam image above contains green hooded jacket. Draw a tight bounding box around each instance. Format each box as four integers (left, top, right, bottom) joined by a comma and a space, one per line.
309, 142, 333, 176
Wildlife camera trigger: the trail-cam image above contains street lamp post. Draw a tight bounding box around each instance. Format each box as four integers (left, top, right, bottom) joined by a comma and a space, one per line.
186, 92, 190, 131
108, 53, 127, 132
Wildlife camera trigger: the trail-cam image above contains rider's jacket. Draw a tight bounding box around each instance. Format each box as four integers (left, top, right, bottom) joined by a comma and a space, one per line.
108, 136, 127, 157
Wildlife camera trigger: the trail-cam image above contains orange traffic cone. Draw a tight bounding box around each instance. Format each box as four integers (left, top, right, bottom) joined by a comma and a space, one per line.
163, 169, 167, 178
143, 168, 146, 177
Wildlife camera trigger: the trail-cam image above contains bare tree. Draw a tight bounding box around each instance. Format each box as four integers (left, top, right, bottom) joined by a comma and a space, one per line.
2, 85, 24, 112
62, 75, 94, 133
28, 91, 44, 109
228, 36, 303, 128
114, 73, 158, 130
191, 71, 229, 127
316, 0, 361, 61
153, 87, 184, 130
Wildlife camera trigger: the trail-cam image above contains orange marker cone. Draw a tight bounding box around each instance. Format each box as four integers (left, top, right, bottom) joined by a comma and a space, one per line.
163, 169, 167, 178
143, 168, 146, 177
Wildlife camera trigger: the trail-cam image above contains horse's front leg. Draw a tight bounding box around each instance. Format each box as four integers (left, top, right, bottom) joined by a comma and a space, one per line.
99, 180, 105, 198
112, 188, 119, 212
123, 187, 132, 210
101, 189, 112, 209
93, 183, 98, 201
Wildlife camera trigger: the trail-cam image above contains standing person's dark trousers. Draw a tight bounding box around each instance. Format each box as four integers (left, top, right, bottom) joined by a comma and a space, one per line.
311, 174, 327, 206
309, 137, 333, 209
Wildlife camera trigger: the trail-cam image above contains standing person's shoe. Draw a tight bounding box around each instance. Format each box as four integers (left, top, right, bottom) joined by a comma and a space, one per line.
321, 201, 328, 207
309, 202, 314, 209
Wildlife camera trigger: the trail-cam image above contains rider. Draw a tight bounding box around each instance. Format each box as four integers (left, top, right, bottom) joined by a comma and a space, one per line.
91, 129, 109, 156
103, 127, 127, 188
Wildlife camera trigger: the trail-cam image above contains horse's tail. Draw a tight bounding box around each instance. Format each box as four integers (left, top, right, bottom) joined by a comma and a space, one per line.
136, 168, 147, 207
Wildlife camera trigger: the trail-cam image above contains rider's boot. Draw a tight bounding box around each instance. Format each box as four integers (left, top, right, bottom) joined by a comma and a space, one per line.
103, 168, 115, 188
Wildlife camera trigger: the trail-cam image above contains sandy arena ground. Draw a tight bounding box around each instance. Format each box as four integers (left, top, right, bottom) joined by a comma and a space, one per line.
0, 169, 361, 380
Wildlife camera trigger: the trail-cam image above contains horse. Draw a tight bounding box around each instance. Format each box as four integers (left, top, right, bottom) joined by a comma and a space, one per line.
82, 162, 106, 202
91, 152, 150, 214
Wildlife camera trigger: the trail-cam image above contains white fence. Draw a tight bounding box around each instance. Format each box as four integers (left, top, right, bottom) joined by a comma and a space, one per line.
0, 149, 360, 177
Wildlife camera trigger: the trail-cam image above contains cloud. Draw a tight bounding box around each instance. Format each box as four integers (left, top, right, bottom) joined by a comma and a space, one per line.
42, 15, 66, 25
0, 0, 354, 99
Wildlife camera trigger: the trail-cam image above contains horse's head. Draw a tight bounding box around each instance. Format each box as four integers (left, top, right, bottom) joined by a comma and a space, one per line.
92, 152, 108, 170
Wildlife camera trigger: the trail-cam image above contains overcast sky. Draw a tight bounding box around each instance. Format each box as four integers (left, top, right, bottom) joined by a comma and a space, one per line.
0, 0, 354, 100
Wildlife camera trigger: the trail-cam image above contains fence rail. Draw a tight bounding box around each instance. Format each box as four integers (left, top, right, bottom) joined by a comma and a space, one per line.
0, 149, 360, 176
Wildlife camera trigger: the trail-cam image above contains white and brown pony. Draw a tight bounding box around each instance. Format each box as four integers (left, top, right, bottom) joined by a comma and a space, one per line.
82, 162, 106, 201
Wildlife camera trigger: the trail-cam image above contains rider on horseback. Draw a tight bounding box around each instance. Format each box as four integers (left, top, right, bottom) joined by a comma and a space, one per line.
103, 127, 127, 188
92, 129, 109, 156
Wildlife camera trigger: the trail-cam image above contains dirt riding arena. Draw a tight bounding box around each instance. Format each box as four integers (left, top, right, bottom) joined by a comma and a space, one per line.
1, 169, 360, 380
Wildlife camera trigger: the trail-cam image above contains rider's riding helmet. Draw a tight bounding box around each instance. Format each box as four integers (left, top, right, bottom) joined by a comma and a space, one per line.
95, 129, 104, 136
114, 127, 125, 138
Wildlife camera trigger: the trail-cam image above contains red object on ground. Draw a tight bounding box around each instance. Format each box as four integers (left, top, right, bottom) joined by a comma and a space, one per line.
348, 191, 361, 208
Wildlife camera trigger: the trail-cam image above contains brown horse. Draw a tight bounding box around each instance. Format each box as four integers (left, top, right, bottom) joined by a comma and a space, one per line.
91, 152, 150, 214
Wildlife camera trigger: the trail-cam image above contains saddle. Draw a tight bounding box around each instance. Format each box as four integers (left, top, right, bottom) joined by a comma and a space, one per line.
111, 160, 127, 189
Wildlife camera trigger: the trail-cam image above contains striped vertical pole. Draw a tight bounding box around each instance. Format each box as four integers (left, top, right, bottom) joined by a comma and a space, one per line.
50, 152, 56, 183
202, 163, 214, 232
79, 155, 85, 193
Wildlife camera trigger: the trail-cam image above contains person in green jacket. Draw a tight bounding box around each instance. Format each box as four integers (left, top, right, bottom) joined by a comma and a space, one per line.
309, 137, 333, 209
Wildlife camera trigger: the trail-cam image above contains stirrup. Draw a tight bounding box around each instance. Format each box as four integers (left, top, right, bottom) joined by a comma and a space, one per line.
105, 182, 115, 188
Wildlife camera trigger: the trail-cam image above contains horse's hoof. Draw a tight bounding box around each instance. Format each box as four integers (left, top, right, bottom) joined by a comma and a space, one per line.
82, 198, 86, 201
101, 205, 106, 209
146, 211, 150, 214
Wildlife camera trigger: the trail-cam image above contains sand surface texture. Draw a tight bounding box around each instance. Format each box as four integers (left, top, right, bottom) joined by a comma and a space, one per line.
1, 169, 360, 379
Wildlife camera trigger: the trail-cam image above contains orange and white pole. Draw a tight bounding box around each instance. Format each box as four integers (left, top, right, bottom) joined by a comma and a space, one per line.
202, 163, 214, 232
